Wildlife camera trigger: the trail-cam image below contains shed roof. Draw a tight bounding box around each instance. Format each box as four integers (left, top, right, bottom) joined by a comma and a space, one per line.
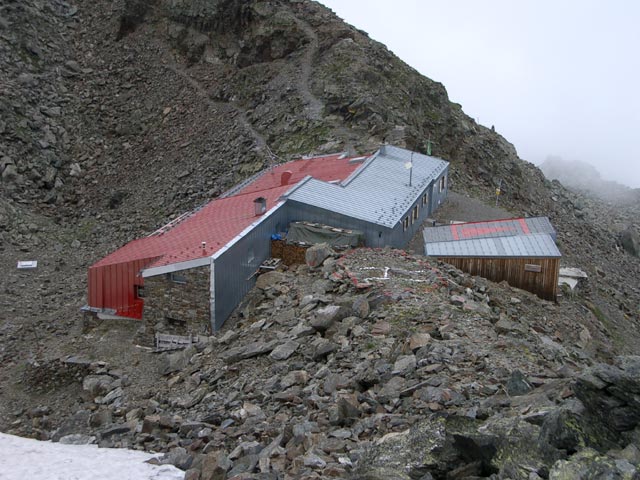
425, 233, 561, 258
423, 217, 556, 244
284, 145, 448, 228
91, 153, 361, 271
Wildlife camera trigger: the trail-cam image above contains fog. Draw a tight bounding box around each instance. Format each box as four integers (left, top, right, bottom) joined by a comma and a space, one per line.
319, 0, 640, 188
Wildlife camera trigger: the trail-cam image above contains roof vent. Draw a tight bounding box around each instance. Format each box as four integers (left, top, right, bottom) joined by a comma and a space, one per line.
348, 156, 367, 164
281, 170, 293, 186
254, 197, 267, 216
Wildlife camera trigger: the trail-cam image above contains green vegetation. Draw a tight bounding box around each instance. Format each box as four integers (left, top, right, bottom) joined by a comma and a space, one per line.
275, 124, 331, 155
585, 300, 625, 350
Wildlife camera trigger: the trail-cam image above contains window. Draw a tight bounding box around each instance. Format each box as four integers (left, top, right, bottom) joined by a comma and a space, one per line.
412, 205, 419, 223
165, 316, 186, 326
422, 193, 428, 206
439, 175, 447, 192
135, 285, 145, 298
403, 216, 410, 231
168, 272, 187, 284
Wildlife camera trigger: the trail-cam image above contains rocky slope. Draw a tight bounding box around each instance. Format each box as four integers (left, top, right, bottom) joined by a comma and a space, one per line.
1, 0, 640, 478
6, 248, 640, 478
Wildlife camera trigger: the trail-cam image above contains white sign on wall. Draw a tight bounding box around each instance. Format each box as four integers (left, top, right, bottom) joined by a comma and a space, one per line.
17, 261, 38, 269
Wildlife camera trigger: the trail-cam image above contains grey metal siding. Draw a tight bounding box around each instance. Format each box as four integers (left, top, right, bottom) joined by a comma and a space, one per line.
285, 146, 449, 228
212, 208, 287, 330
388, 178, 438, 248
430, 166, 449, 210
285, 201, 393, 248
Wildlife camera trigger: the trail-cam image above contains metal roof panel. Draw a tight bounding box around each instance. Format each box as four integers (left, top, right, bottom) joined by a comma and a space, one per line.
425, 233, 561, 258
423, 216, 556, 243
285, 145, 448, 227
91, 153, 362, 269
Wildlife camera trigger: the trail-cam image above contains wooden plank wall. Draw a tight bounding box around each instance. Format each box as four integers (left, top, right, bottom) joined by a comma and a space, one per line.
440, 257, 559, 300
271, 240, 308, 265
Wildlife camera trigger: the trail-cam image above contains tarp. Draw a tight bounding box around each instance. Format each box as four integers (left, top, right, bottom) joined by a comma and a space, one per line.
286, 222, 364, 247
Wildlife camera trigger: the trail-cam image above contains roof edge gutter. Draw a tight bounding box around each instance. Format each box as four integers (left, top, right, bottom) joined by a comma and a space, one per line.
212, 200, 286, 261
141, 257, 211, 278
340, 150, 379, 187
280, 176, 313, 199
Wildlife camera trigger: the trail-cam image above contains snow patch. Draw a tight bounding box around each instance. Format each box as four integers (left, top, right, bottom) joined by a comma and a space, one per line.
0, 432, 184, 480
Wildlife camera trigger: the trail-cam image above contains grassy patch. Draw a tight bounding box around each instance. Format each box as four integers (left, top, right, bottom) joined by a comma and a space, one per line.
585, 300, 624, 350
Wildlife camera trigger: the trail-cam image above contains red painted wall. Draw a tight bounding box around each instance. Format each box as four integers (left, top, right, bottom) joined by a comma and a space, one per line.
88, 257, 157, 319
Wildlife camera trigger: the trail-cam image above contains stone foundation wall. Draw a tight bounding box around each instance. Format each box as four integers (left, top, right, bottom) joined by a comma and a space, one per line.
143, 266, 211, 337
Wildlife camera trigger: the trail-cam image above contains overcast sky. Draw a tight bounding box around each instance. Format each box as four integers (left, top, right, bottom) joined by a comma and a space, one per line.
319, 0, 640, 188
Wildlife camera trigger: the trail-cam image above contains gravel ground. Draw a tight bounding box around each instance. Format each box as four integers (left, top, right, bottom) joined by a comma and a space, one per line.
433, 191, 514, 223
406, 191, 514, 254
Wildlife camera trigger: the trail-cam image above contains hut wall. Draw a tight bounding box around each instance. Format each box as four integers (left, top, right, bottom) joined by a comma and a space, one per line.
431, 168, 449, 211
440, 256, 559, 300
143, 265, 211, 336
87, 257, 155, 319
388, 176, 445, 248
212, 207, 288, 331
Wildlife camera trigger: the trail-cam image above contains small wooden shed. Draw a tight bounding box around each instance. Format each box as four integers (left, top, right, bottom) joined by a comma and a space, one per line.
424, 218, 561, 300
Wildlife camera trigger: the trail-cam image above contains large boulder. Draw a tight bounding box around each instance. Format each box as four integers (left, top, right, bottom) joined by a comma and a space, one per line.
305, 243, 334, 268
574, 356, 640, 436
548, 448, 638, 479
1, 163, 18, 182
160, 345, 197, 375
255, 271, 287, 290
309, 304, 351, 332
353, 415, 550, 480
82, 374, 116, 397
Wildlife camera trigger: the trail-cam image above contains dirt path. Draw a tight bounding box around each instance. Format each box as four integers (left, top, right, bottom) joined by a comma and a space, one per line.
164, 62, 269, 154
288, 15, 324, 120
288, 12, 360, 153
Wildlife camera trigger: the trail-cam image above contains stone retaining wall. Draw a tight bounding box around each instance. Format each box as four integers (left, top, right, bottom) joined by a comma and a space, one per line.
143, 266, 211, 337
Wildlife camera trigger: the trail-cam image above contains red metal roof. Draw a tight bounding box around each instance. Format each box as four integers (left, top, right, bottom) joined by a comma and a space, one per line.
236, 153, 361, 195
91, 153, 362, 270
450, 219, 530, 240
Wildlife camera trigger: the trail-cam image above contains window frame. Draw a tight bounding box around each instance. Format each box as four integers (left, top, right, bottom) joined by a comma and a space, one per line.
439, 175, 447, 192
168, 272, 187, 285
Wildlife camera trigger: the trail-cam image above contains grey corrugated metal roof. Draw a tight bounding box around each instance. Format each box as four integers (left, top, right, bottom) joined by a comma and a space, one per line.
284, 145, 448, 228
423, 217, 556, 244
425, 233, 561, 258
525, 217, 557, 239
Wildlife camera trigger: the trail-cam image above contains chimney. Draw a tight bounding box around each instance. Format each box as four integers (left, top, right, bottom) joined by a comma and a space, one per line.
280, 170, 293, 186
254, 197, 267, 216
